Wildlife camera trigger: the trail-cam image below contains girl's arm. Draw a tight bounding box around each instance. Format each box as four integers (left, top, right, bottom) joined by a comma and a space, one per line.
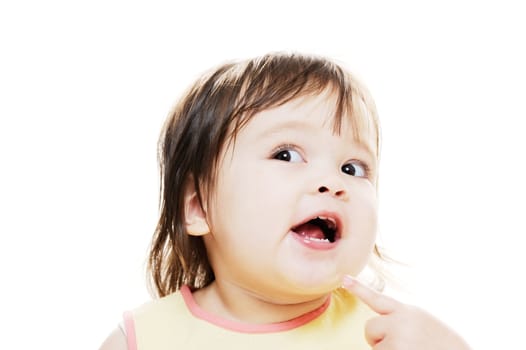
99, 328, 128, 350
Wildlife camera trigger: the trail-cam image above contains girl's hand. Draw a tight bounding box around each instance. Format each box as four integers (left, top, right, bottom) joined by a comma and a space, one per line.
343, 276, 472, 350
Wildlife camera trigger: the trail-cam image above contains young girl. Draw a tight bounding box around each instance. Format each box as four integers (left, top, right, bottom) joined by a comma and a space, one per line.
100, 52, 471, 349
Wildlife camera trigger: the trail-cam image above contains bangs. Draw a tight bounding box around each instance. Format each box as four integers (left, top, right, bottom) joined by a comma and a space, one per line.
221, 53, 380, 158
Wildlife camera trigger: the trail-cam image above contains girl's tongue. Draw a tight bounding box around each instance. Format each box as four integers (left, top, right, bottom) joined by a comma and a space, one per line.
292, 222, 326, 240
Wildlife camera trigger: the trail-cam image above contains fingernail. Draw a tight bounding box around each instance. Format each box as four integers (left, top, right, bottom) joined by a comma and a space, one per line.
342, 275, 355, 287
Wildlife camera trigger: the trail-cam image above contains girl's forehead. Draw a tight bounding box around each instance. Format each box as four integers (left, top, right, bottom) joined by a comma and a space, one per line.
236, 91, 379, 156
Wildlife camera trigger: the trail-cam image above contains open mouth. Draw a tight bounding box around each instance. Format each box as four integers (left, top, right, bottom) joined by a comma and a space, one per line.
291, 216, 340, 243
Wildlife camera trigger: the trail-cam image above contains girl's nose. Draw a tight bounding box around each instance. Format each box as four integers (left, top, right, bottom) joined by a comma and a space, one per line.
317, 181, 348, 200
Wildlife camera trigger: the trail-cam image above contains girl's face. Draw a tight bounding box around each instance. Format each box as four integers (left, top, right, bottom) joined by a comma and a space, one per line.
195, 91, 378, 303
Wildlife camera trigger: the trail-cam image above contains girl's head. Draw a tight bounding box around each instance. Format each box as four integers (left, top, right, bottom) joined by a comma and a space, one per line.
148, 52, 381, 298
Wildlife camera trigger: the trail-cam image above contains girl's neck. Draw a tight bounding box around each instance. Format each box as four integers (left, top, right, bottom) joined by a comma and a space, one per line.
191, 280, 330, 325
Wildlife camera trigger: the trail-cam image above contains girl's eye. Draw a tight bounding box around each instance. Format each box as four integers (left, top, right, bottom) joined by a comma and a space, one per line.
273, 149, 304, 163
341, 161, 367, 177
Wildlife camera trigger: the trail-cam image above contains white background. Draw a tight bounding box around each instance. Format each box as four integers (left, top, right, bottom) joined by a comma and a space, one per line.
1, 1, 525, 349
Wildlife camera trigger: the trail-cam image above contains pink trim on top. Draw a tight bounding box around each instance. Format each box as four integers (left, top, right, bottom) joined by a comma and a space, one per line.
180, 285, 330, 334
123, 311, 138, 350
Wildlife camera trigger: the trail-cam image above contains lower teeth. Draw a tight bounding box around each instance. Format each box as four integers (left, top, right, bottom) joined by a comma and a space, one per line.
305, 236, 329, 242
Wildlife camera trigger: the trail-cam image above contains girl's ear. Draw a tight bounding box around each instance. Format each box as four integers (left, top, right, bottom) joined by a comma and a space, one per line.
184, 184, 210, 236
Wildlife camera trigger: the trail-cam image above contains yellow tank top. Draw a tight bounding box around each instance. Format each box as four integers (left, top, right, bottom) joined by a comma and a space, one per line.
123, 286, 375, 349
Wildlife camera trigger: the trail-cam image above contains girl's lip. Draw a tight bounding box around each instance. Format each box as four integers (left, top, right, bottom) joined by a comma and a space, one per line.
291, 211, 343, 236
289, 210, 343, 250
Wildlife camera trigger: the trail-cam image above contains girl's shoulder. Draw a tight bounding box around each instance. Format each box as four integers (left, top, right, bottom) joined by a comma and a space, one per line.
99, 290, 186, 350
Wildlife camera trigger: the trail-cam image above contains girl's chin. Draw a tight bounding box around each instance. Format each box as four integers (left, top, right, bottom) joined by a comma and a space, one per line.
284, 276, 344, 295
289, 265, 347, 285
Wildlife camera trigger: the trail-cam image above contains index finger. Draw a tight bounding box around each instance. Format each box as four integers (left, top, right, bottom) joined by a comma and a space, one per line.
342, 275, 399, 315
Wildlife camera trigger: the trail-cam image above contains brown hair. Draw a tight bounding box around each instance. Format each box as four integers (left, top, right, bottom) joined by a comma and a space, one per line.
148, 52, 381, 297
